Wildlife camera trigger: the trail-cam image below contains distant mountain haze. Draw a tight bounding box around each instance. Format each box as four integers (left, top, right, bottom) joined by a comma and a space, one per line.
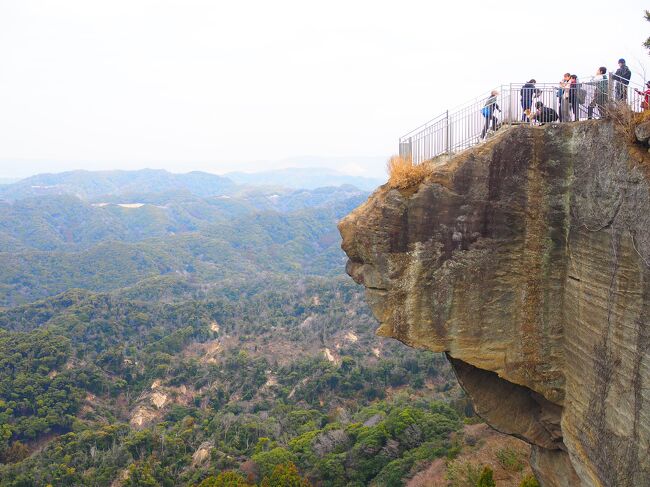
225, 167, 383, 190
0, 169, 234, 201
0, 168, 384, 201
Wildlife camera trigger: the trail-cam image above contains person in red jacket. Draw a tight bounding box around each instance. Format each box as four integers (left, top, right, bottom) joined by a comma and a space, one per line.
635, 81, 650, 110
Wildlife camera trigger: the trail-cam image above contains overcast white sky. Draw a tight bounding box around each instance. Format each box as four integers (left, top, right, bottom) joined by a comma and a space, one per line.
0, 0, 648, 179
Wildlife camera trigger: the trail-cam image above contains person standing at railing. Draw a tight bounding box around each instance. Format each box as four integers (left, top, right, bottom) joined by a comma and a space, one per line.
635, 81, 650, 110
588, 67, 608, 119
559, 73, 572, 122
613, 58, 631, 101
481, 90, 501, 139
520, 79, 537, 121
569, 75, 582, 121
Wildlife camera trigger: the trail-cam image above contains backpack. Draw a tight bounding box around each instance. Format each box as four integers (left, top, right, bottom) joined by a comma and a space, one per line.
481, 106, 490, 118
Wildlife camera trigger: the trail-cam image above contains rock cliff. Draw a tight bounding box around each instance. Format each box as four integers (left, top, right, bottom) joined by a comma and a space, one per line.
339, 121, 650, 486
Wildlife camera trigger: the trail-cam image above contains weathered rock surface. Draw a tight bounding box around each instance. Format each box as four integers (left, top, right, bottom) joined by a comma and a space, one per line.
635, 120, 650, 143
339, 122, 650, 487
191, 441, 213, 466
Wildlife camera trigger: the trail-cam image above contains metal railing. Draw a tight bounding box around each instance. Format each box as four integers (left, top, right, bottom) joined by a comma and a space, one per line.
399, 74, 647, 164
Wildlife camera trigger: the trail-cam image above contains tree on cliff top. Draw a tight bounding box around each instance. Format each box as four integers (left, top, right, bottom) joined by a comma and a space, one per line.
645, 10, 650, 53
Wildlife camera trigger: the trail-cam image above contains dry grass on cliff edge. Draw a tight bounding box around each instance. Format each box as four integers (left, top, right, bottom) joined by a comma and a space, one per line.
609, 102, 650, 175
609, 101, 639, 142
387, 155, 430, 189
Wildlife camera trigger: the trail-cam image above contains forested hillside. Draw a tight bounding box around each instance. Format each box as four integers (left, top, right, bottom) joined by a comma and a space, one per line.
0, 185, 365, 306
0, 172, 532, 486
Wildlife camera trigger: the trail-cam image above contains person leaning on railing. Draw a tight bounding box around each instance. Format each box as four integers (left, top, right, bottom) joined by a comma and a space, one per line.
481, 90, 501, 139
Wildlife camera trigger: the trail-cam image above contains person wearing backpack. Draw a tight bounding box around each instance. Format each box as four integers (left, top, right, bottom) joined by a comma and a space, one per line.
481, 90, 501, 139
614, 58, 631, 101
520, 79, 537, 121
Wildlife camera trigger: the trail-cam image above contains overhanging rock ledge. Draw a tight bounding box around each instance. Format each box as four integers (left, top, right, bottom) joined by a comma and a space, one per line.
339, 122, 650, 487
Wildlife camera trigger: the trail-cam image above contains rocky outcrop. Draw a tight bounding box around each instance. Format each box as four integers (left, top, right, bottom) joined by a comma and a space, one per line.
339, 122, 650, 487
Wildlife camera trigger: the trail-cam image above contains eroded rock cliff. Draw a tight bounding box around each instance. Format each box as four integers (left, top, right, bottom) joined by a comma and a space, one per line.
339, 122, 650, 486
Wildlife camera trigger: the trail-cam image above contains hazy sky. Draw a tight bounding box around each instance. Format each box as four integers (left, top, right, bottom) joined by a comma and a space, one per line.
0, 0, 648, 179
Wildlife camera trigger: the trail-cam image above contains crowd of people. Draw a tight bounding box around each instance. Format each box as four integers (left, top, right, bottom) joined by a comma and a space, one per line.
480, 58, 638, 139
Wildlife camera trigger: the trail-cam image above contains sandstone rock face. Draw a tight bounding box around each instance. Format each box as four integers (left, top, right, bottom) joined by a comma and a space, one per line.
635, 120, 650, 144
339, 122, 650, 487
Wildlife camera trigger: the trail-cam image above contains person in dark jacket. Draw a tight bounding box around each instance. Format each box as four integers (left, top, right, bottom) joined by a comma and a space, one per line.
531, 101, 559, 124
568, 74, 580, 121
520, 79, 537, 121
614, 58, 631, 101
481, 90, 501, 139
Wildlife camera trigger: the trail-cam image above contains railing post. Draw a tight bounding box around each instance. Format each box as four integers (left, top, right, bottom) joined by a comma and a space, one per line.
508, 83, 512, 124
445, 110, 450, 154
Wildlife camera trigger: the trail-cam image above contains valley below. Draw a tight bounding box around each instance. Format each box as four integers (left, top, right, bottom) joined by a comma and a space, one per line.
0, 170, 529, 486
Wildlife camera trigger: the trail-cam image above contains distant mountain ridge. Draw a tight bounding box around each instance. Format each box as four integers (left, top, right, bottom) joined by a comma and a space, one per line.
0, 169, 235, 201
0, 167, 384, 201
225, 167, 383, 190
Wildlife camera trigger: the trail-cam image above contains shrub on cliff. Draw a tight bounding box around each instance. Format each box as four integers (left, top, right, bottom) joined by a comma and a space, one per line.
519, 474, 541, 487
495, 446, 525, 472
445, 459, 482, 486
387, 155, 429, 189
198, 471, 252, 487
476, 466, 495, 487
